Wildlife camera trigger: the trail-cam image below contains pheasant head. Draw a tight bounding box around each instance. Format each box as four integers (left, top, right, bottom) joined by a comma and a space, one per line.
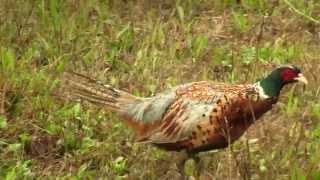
256, 65, 308, 98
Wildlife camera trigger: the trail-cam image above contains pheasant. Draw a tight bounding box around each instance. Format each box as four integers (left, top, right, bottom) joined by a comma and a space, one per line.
63, 65, 307, 174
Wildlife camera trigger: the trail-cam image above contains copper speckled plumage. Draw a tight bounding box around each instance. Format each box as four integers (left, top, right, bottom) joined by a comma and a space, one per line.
138, 81, 277, 153
63, 66, 307, 175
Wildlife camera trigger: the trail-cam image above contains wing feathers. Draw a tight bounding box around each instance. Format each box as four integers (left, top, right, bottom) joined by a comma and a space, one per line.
141, 82, 256, 145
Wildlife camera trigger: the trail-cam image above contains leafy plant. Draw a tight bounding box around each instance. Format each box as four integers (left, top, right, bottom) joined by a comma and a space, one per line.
4, 160, 33, 180
232, 11, 249, 33
111, 157, 127, 175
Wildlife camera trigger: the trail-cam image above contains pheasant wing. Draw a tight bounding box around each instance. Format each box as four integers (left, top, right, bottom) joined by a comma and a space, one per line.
141, 81, 238, 144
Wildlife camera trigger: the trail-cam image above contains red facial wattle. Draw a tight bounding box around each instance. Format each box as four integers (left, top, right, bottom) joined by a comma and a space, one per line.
281, 69, 297, 82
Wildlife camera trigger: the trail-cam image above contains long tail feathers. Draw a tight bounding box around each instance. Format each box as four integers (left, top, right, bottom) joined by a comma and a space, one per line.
62, 72, 138, 113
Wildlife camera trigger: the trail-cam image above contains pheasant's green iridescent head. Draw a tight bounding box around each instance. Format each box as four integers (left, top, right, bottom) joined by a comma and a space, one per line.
258, 65, 308, 98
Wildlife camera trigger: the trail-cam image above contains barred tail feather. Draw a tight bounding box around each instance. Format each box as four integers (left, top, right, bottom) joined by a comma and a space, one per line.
62, 72, 171, 139
63, 72, 138, 113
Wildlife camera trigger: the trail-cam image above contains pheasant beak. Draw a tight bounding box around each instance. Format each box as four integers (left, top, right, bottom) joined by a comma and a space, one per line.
294, 73, 308, 85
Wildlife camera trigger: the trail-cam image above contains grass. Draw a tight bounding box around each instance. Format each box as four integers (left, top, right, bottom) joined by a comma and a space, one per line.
0, 0, 320, 179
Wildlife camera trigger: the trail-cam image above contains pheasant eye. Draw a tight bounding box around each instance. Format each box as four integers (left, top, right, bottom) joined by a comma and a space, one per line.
281, 69, 297, 81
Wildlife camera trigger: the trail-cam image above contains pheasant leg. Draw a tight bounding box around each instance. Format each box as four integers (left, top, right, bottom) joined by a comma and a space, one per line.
191, 154, 204, 177
174, 151, 191, 178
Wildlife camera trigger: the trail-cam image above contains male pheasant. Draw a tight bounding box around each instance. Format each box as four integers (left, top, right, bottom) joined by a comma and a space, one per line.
64, 65, 307, 173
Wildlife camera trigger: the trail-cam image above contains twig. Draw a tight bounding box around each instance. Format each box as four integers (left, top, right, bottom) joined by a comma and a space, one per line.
0, 84, 6, 116
283, 0, 320, 24
256, 16, 266, 45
